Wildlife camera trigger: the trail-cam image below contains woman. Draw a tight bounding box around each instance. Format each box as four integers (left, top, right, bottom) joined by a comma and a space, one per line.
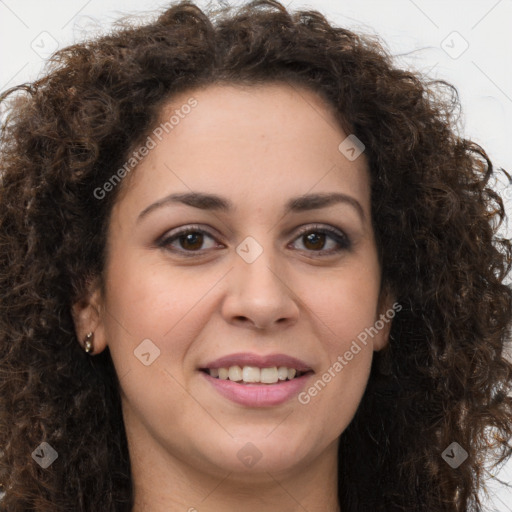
0, 1, 511, 510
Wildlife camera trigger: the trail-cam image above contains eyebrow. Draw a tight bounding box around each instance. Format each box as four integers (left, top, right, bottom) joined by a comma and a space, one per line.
137, 191, 365, 222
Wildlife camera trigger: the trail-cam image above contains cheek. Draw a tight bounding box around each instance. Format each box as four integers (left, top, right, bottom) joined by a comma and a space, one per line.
293, 263, 380, 426
104, 246, 219, 334
308, 277, 377, 373
302, 260, 381, 347
101, 247, 227, 380
100, 257, 224, 437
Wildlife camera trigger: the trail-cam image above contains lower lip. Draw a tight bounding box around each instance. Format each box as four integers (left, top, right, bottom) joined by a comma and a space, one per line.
200, 371, 312, 407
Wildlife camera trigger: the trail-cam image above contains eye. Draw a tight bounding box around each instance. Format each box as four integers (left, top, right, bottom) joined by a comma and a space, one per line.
157, 223, 351, 257
289, 224, 351, 255
158, 225, 222, 255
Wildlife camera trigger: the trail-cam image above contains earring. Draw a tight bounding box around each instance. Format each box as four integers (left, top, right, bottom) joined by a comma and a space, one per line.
84, 332, 94, 354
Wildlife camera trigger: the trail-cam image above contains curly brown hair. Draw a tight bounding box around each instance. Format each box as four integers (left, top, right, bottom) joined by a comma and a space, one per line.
1, 1, 511, 510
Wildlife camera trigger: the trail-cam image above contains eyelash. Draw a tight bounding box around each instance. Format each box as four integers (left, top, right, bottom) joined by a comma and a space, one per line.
157, 223, 351, 257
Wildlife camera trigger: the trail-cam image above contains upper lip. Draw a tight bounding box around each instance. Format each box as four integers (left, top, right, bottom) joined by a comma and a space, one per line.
200, 353, 314, 372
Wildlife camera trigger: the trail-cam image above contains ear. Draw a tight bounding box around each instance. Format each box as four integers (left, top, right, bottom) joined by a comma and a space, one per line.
71, 276, 108, 355
372, 286, 397, 352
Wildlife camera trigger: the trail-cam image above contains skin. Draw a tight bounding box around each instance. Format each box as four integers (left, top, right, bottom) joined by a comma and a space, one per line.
73, 82, 393, 512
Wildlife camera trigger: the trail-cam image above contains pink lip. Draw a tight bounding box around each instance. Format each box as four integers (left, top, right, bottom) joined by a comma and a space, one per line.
200, 371, 313, 407
200, 352, 313, 372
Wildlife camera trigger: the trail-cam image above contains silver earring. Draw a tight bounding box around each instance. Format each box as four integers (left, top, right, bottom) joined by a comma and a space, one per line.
84, 332, 94, 354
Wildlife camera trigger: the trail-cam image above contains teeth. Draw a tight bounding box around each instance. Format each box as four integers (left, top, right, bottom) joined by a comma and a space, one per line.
228, 365, 242, 382
277, 366, 288, 380
206, 365, 305, 383
260, 367, 278, 384
242, 366, 260, 382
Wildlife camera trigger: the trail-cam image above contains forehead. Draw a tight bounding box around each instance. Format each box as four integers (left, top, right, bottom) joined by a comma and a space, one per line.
157, 81, 345, 148
113, 82, 370, 214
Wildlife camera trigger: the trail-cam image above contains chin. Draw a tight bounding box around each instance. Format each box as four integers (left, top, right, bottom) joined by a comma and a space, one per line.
202, 434, 312, 474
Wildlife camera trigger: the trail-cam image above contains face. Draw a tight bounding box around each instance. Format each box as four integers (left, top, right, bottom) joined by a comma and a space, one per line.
74, 83, 392, 481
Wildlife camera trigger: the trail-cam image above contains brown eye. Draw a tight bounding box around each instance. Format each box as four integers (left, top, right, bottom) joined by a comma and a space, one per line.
159, 226, 221, 255
290, 225, 351, 255
302, 232, 327, 250
179, 232, 204, 251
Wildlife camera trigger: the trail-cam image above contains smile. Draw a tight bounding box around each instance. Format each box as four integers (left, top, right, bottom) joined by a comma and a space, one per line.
199, 352, 315, 406
202, 365, 309, 384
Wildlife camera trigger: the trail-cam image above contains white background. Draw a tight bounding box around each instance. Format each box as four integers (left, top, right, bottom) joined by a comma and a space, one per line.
1, 0, 511, 509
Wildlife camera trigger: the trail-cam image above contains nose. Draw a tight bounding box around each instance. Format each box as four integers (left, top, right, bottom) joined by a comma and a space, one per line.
220, 249, 300, 331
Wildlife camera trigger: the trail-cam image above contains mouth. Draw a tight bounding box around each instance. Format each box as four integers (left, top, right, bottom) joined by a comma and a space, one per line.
199, 366, 314, 384
198, 352, 315, 406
